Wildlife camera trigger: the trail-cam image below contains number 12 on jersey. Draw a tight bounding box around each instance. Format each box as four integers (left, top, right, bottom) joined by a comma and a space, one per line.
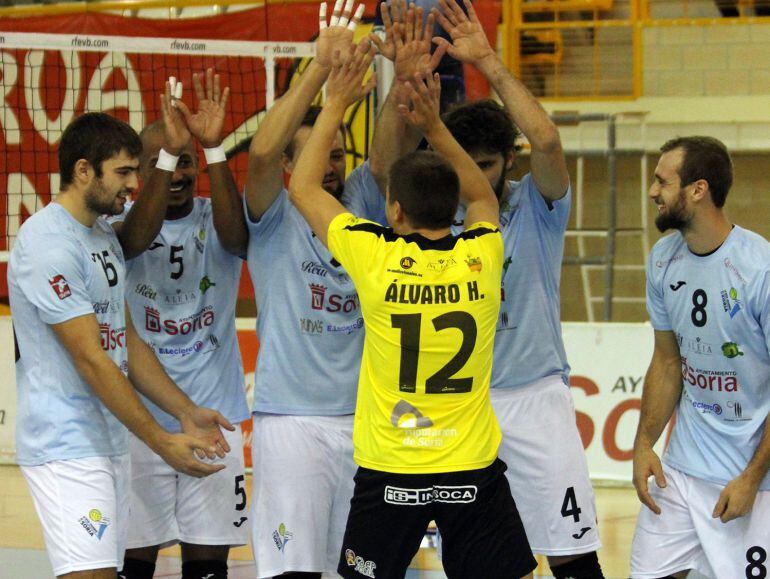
391, 311, 477, 395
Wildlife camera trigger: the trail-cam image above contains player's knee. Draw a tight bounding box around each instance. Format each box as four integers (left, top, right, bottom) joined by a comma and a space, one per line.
119, 557, 156, 579
549, 551, 604, 579
181, 559, 228, 579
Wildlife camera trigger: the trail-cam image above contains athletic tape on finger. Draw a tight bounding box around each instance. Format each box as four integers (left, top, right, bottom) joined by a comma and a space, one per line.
330, 0, 344, 25
319, 2, 328, 29
348, 4, 365, 30
339, 0, 355, 26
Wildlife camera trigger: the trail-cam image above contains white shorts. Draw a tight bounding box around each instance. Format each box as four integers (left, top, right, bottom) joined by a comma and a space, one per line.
21, 454, 131, 576
250, 414, 356, 578
631, 463, 770, 578
491, 377, 601, 556
126, 425, 248, 549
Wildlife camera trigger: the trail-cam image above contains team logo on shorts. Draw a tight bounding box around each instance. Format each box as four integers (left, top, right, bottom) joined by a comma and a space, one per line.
48, 275, 72, 299
272, 522, 293, 552
344, 549, 377, 577
78, 508, 111, 540
384, 485, 478, 505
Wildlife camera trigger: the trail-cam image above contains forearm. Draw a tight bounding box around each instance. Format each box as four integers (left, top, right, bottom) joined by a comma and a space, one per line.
208, 160, 248, 255
117, 168, 173, 260
369, 82, 422, 193
476, 56, 560, 152
127, 328, 196, 421
743, 412, 770, 484
248, 61, 330, 162
76, 352, 168, 452
635, 355, 683, 448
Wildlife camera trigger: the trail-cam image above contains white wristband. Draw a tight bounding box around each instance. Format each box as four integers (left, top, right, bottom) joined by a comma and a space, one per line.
156, 148, 179, 172
204, 145, 227, 165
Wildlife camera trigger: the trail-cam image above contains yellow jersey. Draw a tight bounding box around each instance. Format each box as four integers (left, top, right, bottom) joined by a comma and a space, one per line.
327, 213, 503, 474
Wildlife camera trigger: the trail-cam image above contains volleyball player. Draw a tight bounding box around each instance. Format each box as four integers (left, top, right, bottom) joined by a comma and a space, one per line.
288, 40, 537, 577
8, 111, 233, 579
351, 1, 604, 577
631, 136, 770, 578
241, 3, 376, 577
114, 71, 250, 579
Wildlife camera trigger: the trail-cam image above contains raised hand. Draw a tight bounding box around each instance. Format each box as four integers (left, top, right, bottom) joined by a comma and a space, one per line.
394, 6, 448, 82
433, 0, 495, 65
369, 0, 407, 62
179, 406, 235, 460
160, 78, 192, 155
325, 39, 377, 110
397, 70, 442, 134
316, 0, 366, 68
174, 68, 230, 149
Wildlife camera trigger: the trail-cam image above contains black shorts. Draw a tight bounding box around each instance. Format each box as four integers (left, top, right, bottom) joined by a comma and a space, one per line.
337, 458, 537, 579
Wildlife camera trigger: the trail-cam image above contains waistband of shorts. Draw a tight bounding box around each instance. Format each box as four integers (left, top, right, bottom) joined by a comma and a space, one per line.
490, 375, 567, 401
252, 413, 354, 426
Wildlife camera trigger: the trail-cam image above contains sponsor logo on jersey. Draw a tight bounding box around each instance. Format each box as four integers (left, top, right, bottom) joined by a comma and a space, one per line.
655, 254, 684, 268
669, 280, 686, 291
721, 341, 744, 358
194, 228, 206, 253
720, 287, 742, 318
308, 284, 360, 313
692, 400, 723, 415
92, 300, 110, 314
272, 523, 293, 552
144, 305, 215, 335
134, 283, 157, 301
199, 276, 216, 294
465, 255, 482, 272
163, 290, 198, 306
326, 317, 364, 334
679, 335, 714, 356
148, 242, 164, 251
301, 260, 330, 277
300, 318, 324, 335
391, 400, 433, 428
387, 258, 423, 277
384, 485, 478, 505
48, 274, 72, 299
723, 258, 747, 284
427, 257, 457, 273
726, 400, 750, 421
99, 323, 126, 351
344, 549, 377, 578
681, 357, 739, 392
78, 509, 110, 540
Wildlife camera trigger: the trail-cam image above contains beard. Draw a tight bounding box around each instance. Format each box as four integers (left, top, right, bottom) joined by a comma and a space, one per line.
323, 178, 345, 200
85, 178, 124, 216
654, 189, 689, 233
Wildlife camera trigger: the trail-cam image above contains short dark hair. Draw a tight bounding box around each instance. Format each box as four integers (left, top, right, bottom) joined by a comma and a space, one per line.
661, 136, 733, 208
442, 100, 520, 157
284, 105, 346, 160
59, 112, 142, 187
388, 151, 459, 230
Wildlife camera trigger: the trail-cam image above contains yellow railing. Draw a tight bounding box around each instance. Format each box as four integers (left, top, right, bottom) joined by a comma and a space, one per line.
503, 0, 770, 98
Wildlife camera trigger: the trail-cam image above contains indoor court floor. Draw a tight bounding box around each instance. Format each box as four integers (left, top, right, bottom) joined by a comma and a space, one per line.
0, 465, 648, 578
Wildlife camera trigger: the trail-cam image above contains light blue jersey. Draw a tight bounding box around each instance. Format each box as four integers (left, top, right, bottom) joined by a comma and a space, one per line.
343, 173, 571, 390
9, 203, 128, 465
245, 165, 372, 415
647, 226, 770, 490
115, 198, 249, 432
